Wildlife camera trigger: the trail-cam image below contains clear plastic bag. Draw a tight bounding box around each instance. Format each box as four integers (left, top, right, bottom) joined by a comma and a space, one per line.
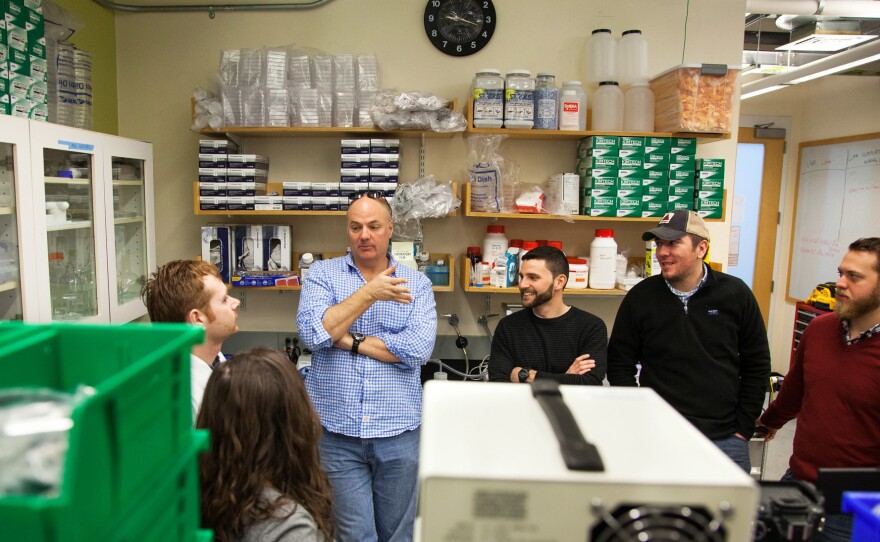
369, 90, 466, 132
390, 176, 462, 243
467, 134, 519, 212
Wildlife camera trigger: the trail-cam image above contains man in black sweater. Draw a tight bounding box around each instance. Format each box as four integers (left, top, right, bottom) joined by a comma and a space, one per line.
489, 245, 607, 385
607, 211, 770, 473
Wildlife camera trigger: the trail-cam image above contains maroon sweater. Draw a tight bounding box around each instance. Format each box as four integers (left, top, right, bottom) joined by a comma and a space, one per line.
760, 313, 880, 482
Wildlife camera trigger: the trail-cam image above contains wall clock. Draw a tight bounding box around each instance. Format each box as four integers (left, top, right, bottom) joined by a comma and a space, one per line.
424, 0, 496, 57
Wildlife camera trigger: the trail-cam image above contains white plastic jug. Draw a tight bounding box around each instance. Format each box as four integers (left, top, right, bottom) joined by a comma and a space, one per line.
617, 29, 649, 85
585, 29, 617, 85
624, 83, 655, 132
589, 229, 617, 289
591, 81, 624, 132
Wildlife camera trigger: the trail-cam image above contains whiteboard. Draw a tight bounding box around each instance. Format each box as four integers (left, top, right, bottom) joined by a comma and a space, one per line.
787, 133, 880, 302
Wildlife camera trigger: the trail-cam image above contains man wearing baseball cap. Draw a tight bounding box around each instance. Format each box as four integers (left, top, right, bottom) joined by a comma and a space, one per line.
607, 210, 770, 473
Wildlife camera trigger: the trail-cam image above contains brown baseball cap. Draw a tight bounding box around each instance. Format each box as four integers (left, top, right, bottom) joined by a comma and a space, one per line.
642, 210, 711, 242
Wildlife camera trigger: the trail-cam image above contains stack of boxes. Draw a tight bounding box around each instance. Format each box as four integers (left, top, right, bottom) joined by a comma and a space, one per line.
198, 139, 271, 211
282, 137, 399, 211
578, 135, 707, 218
695, 158, 725, 219
2, 0, 47, 119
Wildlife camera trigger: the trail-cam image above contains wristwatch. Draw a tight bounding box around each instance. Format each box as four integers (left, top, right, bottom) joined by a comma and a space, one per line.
518, 368, 530, 383
350, 332, 365, 355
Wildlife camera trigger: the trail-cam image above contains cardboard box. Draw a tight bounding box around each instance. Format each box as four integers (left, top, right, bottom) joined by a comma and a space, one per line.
234, 225, 264, 272
641, 170, 670, 184
619, 136, 645, 157
696, 158, 725, 171
369, 168, 399, 183
201, 226, 233, 283
198, 182, 227, 197
227, 154, 269, 169
644, 136, 671, 153
367, 182, 397, 197
546, 173, 579, 215
198, 153, 227, 168
617, 196, 642, 214
666, 198, 693, 211
282, 196, 312, 211
227, 196, 255, 211
226, 168, 268, 183
281, 181, 311, 196
579, 135, 620, 149
643, 184, 669, 198
226, 182, 267, 197
581, 167, 619, 180
310, 196, 340, 211
697, 189, 724, 200
670, 153, 696, 171
341, 139, 371, 154
619, 156, 644, 170
580, 176, 616, 190
669, 169, 696, 184
581, 196, 617, 214
697, 169, 725, 181
642, 201, 667, 218
370, 153, 400, 169
669, 185, 695, 199
310, 182, 340, 197
198, 168, 227, 183
577, 146, 617, 159
262, 225, 292, 271
370, 138, 400, 154
199, 196, 227, 211
696, 176, 724, 190
254, 195, 283, 211
199, 139, 238, 154
581, 155, 619, 170
340, 153, 370, 169
231, 272, 299, 287
340, 168, 370, 183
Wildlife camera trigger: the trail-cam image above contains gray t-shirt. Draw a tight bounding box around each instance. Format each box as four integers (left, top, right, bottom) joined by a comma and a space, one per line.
240, 488, 326, 542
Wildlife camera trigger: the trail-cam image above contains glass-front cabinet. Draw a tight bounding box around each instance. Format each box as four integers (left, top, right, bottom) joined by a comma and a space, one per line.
0, 116, 154, 323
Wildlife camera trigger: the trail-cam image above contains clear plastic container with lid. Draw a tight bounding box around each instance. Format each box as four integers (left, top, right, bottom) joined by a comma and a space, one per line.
567, 258, 589, 289
617, 29, 649, 85
585, 29, 617, 84
533, 73, 559, 130
503, 70, 535, 129
472, 69, 504, 128
591, 81, 624, 132
299, 252, 315, 283
558, 81, 587, 131
589, 229, 617, 289
624, 82, 655, 132
483, 225, 509, 268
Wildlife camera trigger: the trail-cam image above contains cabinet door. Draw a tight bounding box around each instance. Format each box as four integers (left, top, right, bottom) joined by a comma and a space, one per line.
28, 122, 109, 323
0, 115, 40, 321
102, 136, 155, 322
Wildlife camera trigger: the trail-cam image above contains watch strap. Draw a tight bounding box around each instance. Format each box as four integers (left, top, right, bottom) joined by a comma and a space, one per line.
350, 332, 364, 355
531, 379, 605, 472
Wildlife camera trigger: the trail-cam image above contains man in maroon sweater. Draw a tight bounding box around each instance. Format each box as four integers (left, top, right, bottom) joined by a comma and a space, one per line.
758, 237, 880, 542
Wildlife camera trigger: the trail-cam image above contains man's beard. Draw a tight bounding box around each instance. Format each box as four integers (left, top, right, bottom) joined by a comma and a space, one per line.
521, 283, 554, 309
836, 284, 880, 321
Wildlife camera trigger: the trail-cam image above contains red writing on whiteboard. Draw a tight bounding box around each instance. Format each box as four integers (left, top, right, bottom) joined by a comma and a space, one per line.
849, 184, 880, 193
799, 235, 840, 258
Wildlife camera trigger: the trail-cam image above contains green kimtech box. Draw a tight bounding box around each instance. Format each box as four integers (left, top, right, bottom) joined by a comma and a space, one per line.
619, 136, 645, 157
618, 168, 646, 179
669, 169, 696, 184
670, 137, 697, 155
696, 176, 724, 190
696, 158, 725, 172
695, 197, 724, 218
669, 185, 695, 199
697, 169, 725, 182
642, 200, 667, 217
0, 323, 211, 542
577, 146, 617, 159
644, 136, 671, 153
697, 188, 724, 200
667, 197, 693, 211
641, 169, 670, 183
643, 184, 669, 198
580, 135, 621, 149
620, 155, 644, 170
581, 167, 619, 180
642, 153, 670, 170
581, 155, 620, 169
580, 175, 617, 189
618, 196, 642, 212
617, 176, 643, 191
583, 187, 617, 198
670, 153, 695, 171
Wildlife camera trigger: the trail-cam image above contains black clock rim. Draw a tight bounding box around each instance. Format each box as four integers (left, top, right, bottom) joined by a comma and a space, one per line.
424, 0, 497, 57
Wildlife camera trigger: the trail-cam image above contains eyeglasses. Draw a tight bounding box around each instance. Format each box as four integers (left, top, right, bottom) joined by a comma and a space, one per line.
347, 190, 385, 201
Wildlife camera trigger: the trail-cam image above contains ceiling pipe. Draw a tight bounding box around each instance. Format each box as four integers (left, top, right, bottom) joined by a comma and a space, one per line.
746, 0, 880, 18
90, 0, 333, 14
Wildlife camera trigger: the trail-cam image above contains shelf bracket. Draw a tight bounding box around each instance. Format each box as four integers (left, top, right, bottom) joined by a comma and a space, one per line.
484, 293, 491, 313
419, 132, 426, 179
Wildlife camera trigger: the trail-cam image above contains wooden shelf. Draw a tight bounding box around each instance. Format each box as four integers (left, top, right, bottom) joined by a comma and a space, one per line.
195, 99, 459, 139
113, 179, 144, 186
114, 216, 145, 224
459, 256, 627, 296
194, 182, 458, 217
0, 206, 14, 215
229, 252, 454, 293
461, 183, 657, 222
45, 176, 91, 185
0, 279, 19, 293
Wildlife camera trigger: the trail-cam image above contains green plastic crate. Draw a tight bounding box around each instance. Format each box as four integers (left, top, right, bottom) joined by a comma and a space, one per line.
0, 323, 205, 542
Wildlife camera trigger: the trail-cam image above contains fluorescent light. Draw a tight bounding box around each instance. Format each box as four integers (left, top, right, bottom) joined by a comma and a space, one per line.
742, 84, 791, 100
776, 33, 877, 53
740, 39, 880, 99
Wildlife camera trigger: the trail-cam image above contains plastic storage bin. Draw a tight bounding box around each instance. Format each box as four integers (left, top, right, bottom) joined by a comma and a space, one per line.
842, 492, 880, 542
649, 64, 740, 134
0, 323, 208, 542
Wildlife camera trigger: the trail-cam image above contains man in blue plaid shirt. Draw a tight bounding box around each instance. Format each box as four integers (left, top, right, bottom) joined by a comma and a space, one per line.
296, 193, 437, 542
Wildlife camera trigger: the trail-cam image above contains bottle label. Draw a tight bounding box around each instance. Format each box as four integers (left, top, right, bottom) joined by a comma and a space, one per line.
561, 100, 580, 128
505, 89, 534, 122
474, 88, 503, 122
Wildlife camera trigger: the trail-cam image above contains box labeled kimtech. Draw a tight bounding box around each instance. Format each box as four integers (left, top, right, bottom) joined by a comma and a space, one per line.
695, 196, 724, 211
226, 168, 268, 182
198, 153, 227, 168
199, 139, 239, 154
669, 154, 695, 171
199, 196, 227, 211
617, 196, 642, 213
666, 197, 693, 211
582, 167, 619, 181
581, 196, 617, 214
227, 196, 255, 211
198, 182, 227, 197
370, 138, 400, 154
581, 155, 619, 170
641, 170, 670, 184
669, 169, 696, 184
282, 196, 311, 211
234, 225, 264, 272
696, 158, 725, 172
340, 153, 370, 169
697, 188, 724, 200
577, 146, 617, 159
643, 184, 669, 198
254, 195, 283, 211
644, 136, 671, 153
696, 176, 724, 190
370, 153, 400, 169
580, 176, 616, 190
198, 168, 227, 183
580, 135, 620, 149
642, 200, 667, 217
7, 46, 27, 74
28, 99, 46, 120
619, 136, 645, 157
262, 225, 292, 271
29, 55, 45, 82
201, 226, 233, 283
697, 169, 725, 182
281, 181, 311, 196
671, 141, 697, 156
669, 185, 695, 199
340, 168, 370, 183
227, 154, 268, 169
341, 139, 371, 154
310, 182, 340, 197
7, 72, 29, 98
619, 156, 644, 170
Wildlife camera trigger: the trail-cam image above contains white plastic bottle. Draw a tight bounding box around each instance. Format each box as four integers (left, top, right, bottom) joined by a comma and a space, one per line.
591, 81, 624, 132
299, 252, 314, 283
589, 229, 617, 289
482, 225, 509, 268
567, 258, 589, 289
624, 82, 655, 132
503, 70, 535, 129
472, 69, 504, 128
558, 81, 587, 131
585, 29, 617, 84
617, 29, 649, 86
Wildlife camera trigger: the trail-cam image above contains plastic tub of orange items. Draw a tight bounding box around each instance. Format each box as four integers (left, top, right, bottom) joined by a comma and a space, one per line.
649, 64, 741, 134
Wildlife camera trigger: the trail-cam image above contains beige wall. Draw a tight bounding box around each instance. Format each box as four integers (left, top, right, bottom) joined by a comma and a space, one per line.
107, 0, 746, 338
741, 76, 880, 373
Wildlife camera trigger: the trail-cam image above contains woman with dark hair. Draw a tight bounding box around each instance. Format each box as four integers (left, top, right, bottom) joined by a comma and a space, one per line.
197, 347, 335, 542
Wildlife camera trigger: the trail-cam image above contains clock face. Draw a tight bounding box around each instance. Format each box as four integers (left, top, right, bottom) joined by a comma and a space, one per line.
424, 0, 496, 57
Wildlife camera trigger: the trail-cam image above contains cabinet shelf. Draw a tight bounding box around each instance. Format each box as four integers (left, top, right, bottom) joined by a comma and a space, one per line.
0, 206, 14, 215
0, 280, 20, 293
45, 176, 91, 185
461, 183, 656, 222
114, 216, 145, 224
113, 180, 144, 186
194, 99, 459, 139
459, 256, 627, 296
47, 220, 93, 231
463, 98, 730, 142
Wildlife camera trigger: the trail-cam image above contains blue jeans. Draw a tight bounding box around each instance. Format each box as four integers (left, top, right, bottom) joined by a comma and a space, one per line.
712, 434, 751, 474
320, 428, 420, 542
781, 469, 853, 542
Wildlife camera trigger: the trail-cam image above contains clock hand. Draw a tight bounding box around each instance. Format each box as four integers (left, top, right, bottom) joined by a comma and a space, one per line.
446, 14, 480, 27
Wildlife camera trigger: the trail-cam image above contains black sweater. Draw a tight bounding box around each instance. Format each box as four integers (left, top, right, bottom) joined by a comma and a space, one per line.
489, 306, 607, 385
607, 269, 771, 439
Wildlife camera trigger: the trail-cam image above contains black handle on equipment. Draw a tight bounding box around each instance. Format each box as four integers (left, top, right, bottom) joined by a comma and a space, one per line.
530, 379, 605, 472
